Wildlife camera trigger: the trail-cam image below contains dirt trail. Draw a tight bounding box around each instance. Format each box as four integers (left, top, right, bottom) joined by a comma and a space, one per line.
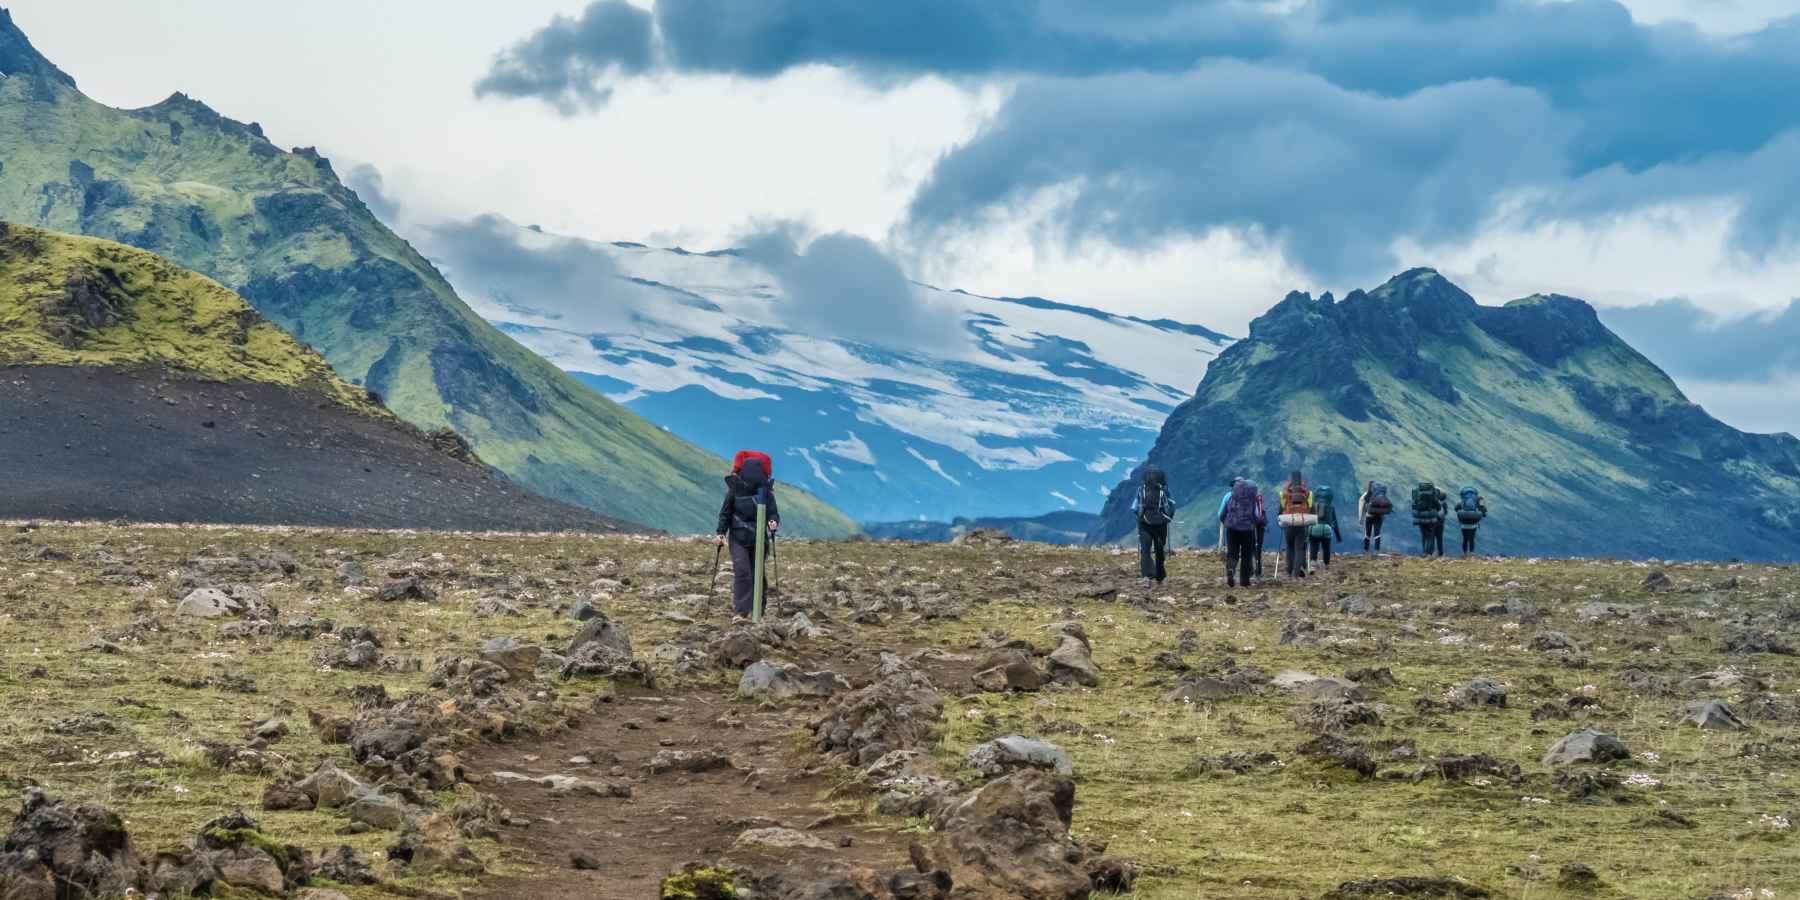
464, 651, 968, 899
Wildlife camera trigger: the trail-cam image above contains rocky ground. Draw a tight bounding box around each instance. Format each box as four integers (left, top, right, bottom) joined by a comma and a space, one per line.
0, 523, 1795, 899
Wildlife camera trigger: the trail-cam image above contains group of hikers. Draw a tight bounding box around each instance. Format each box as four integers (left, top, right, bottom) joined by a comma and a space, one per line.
1134, 465, 1489, 586
711, 450, 1493, 613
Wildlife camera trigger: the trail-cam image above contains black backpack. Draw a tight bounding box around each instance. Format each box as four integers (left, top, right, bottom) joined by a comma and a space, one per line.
1138, 466, 1172, 526
730, 458, 773, 537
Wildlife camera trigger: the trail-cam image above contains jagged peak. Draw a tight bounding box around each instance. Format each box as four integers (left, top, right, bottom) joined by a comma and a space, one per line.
0, 7, 76, 88
1368, 266, 1475, 306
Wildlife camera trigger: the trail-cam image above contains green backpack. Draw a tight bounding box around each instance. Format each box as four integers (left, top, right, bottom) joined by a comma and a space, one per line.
1309, 486, 1335, 538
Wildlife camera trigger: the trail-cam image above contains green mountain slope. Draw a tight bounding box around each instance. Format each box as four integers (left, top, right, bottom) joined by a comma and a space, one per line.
0, 9, 855, 537
1093, 268, 1800, 561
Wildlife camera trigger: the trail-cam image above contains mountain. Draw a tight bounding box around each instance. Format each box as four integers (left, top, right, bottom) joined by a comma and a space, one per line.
0, 222, 629, 531
0, 9, 853, 537
438, 221, 1231, 523
1092, 268, 1800, 561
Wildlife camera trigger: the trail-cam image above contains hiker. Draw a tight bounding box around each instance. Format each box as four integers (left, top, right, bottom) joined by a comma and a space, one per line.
1455, 486, 1488, 557
1217, 477, 1241, 555
1411, 481, 1447, 557
1307, 485, 1343, 567
1220, 478, 1261, 588
1276, 470, 1315, 578
1134, 465, 1176, 585
715, 451, 779, 619
1358, 480, 1393, 556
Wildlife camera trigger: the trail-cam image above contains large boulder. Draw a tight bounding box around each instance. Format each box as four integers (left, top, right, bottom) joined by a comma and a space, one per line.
294, 761, 368, 809
478, 637, 542, 680
927, 770, 1132, 898
811, 668, 944, 766
1046, 627, 1100, 687
1542, 730, 1631, 767
0, 790, 142, 900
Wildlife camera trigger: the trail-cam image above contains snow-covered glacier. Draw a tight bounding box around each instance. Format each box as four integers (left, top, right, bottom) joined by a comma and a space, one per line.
434, 224, 1229, 524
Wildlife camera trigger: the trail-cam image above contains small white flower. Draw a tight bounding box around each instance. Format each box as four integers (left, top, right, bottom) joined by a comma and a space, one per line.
1624, 773, 1660, 787
1520, 796, 1551, 804
1639, 751, 1660, 762
1180, 810, 1194, 817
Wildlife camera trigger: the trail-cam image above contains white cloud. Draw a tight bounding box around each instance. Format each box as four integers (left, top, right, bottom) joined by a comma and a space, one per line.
1087, 452, 1121, 474
1050, 491, 1077, 506
792, 447, 836, 489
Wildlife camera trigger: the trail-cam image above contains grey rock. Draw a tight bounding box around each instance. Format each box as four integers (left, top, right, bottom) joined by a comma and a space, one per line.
1455, 678, 1508, 709
737, 661, 849, 701
177, 588, 236, 618
478, 636, 542, 679
732, 827, 834, 851
1046, 635, 1100, 687
375, 577, 435, 602
1531, 631, 1580, 652
567, 612, 633, 657
1682, 700, 1746, 731
967, 735, 1073, 778
1542, 729, 1631, 767
218, 856, 286, 894
295, 761, 368, 809
347, 792, 409, 830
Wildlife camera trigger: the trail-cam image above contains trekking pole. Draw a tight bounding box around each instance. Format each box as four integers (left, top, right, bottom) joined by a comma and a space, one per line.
752, 498, 768, 623
769, 534, 779, 593
708, 543, 722, 591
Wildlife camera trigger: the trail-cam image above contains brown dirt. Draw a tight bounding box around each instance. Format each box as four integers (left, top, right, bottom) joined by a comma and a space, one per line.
463, 651, 972, 899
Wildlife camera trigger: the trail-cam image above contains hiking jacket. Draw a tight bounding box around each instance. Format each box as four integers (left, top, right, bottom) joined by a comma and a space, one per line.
716, 474, 779, 539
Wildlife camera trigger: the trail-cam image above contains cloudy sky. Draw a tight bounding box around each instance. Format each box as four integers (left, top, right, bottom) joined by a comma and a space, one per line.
11, 0, 1800, 434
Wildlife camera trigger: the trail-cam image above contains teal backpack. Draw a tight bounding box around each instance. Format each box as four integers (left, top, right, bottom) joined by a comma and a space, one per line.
1309, 485, 1335, 538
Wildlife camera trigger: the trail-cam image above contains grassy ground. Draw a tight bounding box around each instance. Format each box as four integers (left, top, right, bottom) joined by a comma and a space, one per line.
1, 524, 1794, 898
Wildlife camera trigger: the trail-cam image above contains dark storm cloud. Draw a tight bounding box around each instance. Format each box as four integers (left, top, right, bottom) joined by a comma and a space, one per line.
1600, 297, 1800, 383
474, 0, 1800, 274
473, 0, 656, 114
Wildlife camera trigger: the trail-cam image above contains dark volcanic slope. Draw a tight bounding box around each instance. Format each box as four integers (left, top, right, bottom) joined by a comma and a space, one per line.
0, 365, 625, 531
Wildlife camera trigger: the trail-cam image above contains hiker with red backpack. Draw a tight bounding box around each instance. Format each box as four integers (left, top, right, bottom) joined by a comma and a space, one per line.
716, 451, 779, 620
1358, 481, 1394, 556
1276, 470, 1316, 578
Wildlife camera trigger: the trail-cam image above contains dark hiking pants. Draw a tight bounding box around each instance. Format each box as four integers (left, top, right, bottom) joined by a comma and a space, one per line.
1283, 526, 1308, 576
1225, 528, 1255, 586
1363, 516, 1384, 553
729, 539, 761, 617
1420, 522, 1445, 557
1309, 535, 1332, 565
1462, 528, 1477, 554
1254, 524, 1266, 575
1138, 523, 1168, 582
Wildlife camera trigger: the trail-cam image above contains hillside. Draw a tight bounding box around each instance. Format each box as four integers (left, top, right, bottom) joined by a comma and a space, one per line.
1093, 268, 1800, 561
0, 9, 854, 538
440, 220, 1230, 522
864, 510, 1102, 544
0, 223, 627, 531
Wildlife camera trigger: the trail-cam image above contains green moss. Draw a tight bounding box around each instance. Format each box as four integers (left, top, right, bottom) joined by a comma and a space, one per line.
202, 826, 291, 871
660, 866, 737, 899
0, 223, 384, 417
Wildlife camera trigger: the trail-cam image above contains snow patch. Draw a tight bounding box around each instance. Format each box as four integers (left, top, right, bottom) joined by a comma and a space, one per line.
907, 447, 962, 487
817, 431, 876, 466
793, 448, 836, 489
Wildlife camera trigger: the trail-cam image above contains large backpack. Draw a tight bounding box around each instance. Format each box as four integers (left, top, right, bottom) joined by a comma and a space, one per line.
1137, 466, 1173, 526
1412, 482, 1442, 524
1309, 486, 1335, 538
729, 451, 774, 539
1281, 480, 1311, 515
1368, 482, 1393, 517
1456, 486, 1484, 526
1223, 480, 1259, 531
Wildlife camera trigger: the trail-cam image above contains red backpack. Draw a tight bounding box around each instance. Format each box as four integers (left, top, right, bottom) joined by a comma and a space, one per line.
1281, 482, 1310, 515
731, 450, 773, 481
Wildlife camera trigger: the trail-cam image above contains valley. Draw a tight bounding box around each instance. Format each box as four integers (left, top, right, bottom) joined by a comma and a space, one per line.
2, 522, 1795, 898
